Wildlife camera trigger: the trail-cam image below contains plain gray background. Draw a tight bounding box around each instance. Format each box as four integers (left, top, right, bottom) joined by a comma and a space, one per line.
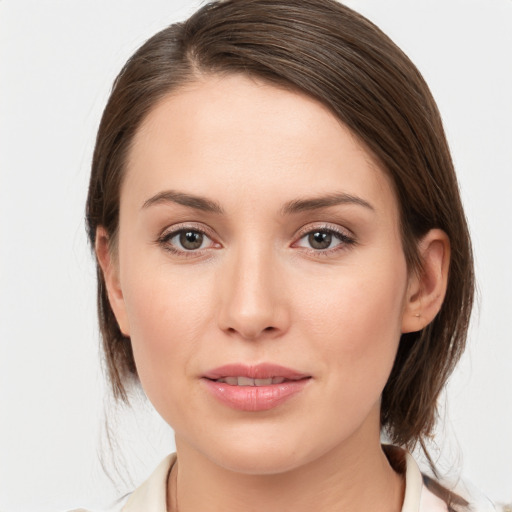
1, 1, 511, 510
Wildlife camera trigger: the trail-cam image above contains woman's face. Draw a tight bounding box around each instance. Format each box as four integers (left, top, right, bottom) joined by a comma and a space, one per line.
106, 74, 413, 474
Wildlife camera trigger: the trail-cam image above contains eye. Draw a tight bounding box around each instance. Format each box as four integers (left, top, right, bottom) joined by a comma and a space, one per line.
157, 225, 219, 256
172, 230, 208, 250
294, 226, 355, 253
305, 231, 336, 250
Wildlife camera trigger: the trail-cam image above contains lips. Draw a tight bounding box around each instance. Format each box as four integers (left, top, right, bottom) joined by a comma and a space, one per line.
203, 363, 309, 381
202, 363, 311, 411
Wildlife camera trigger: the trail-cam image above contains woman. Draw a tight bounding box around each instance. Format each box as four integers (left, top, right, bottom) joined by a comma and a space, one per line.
85, 0, 491, 510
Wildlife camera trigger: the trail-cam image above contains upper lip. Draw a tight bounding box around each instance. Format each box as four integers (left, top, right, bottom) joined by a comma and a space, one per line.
203, 363, 310, 381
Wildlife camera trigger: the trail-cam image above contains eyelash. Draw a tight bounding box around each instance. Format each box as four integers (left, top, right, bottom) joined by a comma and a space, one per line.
157, 223, 219, 259
293, 225, 356, 256
156, 223, 356, 259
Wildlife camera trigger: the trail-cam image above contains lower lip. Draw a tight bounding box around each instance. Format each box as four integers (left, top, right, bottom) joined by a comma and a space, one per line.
202, 378, 310, 412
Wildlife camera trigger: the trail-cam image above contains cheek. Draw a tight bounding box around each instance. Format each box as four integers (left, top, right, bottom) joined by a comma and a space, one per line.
296, 255, 407, 388
120, 260, 215, 405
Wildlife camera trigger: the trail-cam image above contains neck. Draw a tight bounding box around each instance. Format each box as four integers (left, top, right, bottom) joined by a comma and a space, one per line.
170, 415, 404, 512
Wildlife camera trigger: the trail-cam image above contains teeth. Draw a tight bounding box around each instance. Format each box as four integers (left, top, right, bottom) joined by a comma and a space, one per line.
254, 378, 273, 386
237, 376, 255, 386
215, 376, 288, 386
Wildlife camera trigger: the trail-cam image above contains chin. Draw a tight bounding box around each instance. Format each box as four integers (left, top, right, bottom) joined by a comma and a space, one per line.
196, 428, 334, 476
211, 448, 308, 475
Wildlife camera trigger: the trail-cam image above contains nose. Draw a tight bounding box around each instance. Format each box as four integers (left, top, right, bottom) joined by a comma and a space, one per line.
216, 243, 290, 341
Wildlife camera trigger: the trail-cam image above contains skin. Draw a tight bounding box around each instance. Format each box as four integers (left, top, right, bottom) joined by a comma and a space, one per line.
96, 74, 450, 512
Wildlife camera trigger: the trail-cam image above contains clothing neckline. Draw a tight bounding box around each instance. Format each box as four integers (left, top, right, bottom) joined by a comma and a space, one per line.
121, 448, 445, 512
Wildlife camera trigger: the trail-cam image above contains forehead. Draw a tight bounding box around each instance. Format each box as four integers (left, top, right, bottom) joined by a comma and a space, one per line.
123, 73, 397, 217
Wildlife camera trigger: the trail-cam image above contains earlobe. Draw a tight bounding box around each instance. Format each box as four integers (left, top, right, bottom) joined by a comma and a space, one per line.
402, 229, 450, 333
95, 226, 130, 336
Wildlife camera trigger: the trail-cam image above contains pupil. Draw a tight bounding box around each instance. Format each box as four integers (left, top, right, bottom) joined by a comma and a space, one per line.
309, 231, 331, 249
180, 231, 203, 250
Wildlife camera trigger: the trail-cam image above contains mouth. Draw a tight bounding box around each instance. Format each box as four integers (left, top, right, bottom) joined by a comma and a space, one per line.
201, 363, 311, 411
202, 363, 311, 383
209, 376, 299, 386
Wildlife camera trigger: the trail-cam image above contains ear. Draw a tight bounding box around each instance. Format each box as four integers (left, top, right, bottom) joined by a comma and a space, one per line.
95, 226, 130, 336
402, 229, 450, 333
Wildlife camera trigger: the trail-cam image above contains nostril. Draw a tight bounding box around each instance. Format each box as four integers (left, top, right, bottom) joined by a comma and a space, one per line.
225, 324, 277, 340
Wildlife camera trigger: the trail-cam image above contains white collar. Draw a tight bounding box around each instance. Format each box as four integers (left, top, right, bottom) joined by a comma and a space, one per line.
403, 451, 448, 512
121, 454, 175, 512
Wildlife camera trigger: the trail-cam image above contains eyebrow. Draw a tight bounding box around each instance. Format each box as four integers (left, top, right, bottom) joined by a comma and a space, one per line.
141, 190, 224, 214
280, 192, 375, 215
141, 190, 374, 215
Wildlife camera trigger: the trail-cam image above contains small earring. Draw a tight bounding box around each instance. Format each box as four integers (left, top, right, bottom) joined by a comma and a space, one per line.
414, 313, 421, 318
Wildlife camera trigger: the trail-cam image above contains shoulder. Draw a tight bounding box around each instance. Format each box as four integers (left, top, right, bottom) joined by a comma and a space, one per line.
119, 453, 175, 512
416, 461, 497, 512
423, 475, 499, 512
62, 454, 170, 512
385, 445, 498, 512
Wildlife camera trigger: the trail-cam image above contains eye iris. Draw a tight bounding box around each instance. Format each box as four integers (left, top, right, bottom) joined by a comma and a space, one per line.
309, 231, 332, 249
179, 231, 203, 250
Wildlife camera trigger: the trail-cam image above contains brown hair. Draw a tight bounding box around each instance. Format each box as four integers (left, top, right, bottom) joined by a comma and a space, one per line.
86, 0, 474, 460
